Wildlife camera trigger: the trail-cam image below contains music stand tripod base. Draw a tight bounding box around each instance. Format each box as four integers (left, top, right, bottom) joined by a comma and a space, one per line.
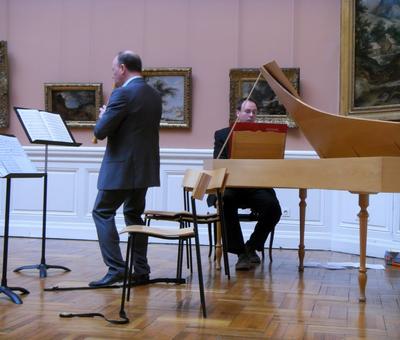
14, 263, 71, 278
0, 285, 29, 304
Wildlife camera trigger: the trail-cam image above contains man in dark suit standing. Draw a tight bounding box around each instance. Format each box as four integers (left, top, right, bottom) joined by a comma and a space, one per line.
89, 51, 162, 287
211, 98, 282, 271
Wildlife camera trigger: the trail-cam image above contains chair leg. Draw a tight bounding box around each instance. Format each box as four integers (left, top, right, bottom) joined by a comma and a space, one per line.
261, 249, 265, 260
176, 239, 184, 279
178, 220, 186, 278
213, 222, 217, 262
187, 239, 193, 273
216, 192, 231, 279
185, 239, 190, 269
120, 234, 132, 317
218, 211, 230, 279
127, 234, 135, 301
193, 233, 207, 318
181, 220, 192, 273
269, 227, 275, 262
207, 222, 213, 257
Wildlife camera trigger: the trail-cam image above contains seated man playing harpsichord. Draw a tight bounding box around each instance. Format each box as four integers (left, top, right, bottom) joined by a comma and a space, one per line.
207, 98, 282, 270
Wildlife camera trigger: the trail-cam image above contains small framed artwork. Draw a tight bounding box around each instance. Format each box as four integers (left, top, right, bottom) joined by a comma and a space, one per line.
143, 67, 191, 128
229, 68, 300, 127
340, 0, 400, 120
44, 83, 102, 127
0, 41, 9, 128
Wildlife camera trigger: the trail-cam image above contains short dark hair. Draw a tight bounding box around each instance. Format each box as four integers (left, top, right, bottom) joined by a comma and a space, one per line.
117, 51, 142, 72
236, 97, 258, 111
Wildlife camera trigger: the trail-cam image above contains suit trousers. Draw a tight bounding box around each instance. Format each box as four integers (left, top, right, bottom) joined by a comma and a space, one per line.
222, 188, 282, 255
92, 188, 150, 276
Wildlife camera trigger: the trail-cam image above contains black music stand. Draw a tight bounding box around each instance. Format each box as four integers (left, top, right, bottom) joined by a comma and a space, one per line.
13, 107, 81, 278
0, 135, 45, 303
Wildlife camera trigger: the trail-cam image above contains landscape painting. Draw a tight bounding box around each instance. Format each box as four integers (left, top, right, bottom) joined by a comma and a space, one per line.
341, 0, 400, 120
143, 68, 192, 128
44, 83, 102, 127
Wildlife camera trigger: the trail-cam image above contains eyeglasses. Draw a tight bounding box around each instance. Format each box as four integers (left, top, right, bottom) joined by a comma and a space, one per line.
243, 109, 257, 114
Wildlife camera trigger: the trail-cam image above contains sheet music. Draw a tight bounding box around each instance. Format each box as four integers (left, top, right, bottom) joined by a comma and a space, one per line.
16, 108, 73, 143
0, 135, 37, 176
17, 109, 52, 141
0, 163, 7, 177
40, 111, 73, 143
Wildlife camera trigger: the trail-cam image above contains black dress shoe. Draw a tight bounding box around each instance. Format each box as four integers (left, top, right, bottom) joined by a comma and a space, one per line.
88, 273, 124, 287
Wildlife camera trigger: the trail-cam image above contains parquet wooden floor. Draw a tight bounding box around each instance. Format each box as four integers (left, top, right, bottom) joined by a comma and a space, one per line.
0, 237, 399, 339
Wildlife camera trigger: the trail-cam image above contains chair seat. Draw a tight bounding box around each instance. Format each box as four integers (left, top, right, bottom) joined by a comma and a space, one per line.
144, 210, 189, 219
181, 213, 219, 223
238, 211, 259, 221
120, 225, 195, 239
145, 210, 217, 219
145, 209, 219, 224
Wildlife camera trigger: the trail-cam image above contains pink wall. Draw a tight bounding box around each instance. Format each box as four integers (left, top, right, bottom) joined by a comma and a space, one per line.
0, 0, 341, 150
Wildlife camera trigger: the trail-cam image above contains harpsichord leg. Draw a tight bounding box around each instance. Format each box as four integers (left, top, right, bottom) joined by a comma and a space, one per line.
357, 192, 369, 302
298, 188, 307, 272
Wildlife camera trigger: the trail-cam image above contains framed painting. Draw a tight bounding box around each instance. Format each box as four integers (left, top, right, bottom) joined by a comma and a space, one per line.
340, 0, 400, 120
229, 68, 300, 127
44, 83, 102, 127
0, 41, 9, 128
143, 67, 191, 128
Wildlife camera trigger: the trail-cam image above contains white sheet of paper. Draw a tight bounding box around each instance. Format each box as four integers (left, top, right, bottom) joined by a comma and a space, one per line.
40, 111, 73, 143
17, 109, 73, 143
17, 109, 52, 141
304, 261, 384, 270
0, 135, 37, 175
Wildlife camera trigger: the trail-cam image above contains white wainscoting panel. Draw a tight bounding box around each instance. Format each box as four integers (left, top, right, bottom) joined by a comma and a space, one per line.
0, 146, 399, 258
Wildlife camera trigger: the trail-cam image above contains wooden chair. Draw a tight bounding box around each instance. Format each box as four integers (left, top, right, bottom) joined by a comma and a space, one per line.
144, 208, 218, 268
143, 169, 230, 277
238, 210, 275, 262
118, 168, 229, 320
229, 122, 285, 263
205, 207, 275, 262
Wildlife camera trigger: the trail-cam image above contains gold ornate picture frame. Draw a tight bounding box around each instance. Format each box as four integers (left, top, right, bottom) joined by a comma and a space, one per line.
0, 41, 9, 128
229, 68, 300, 127
340, 0, 400, 120
143, 67, 192, 128
44, 83, 102, 127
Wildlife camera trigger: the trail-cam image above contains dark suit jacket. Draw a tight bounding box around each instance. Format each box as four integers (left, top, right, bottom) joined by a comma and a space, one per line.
207, 127, 230, 206
94, 78, 162, 190
213, 127, 230, 159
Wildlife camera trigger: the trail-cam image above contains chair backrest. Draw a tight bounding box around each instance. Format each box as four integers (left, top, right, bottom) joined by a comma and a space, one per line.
182, 168, 227, 196
192, 172, 212, 200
